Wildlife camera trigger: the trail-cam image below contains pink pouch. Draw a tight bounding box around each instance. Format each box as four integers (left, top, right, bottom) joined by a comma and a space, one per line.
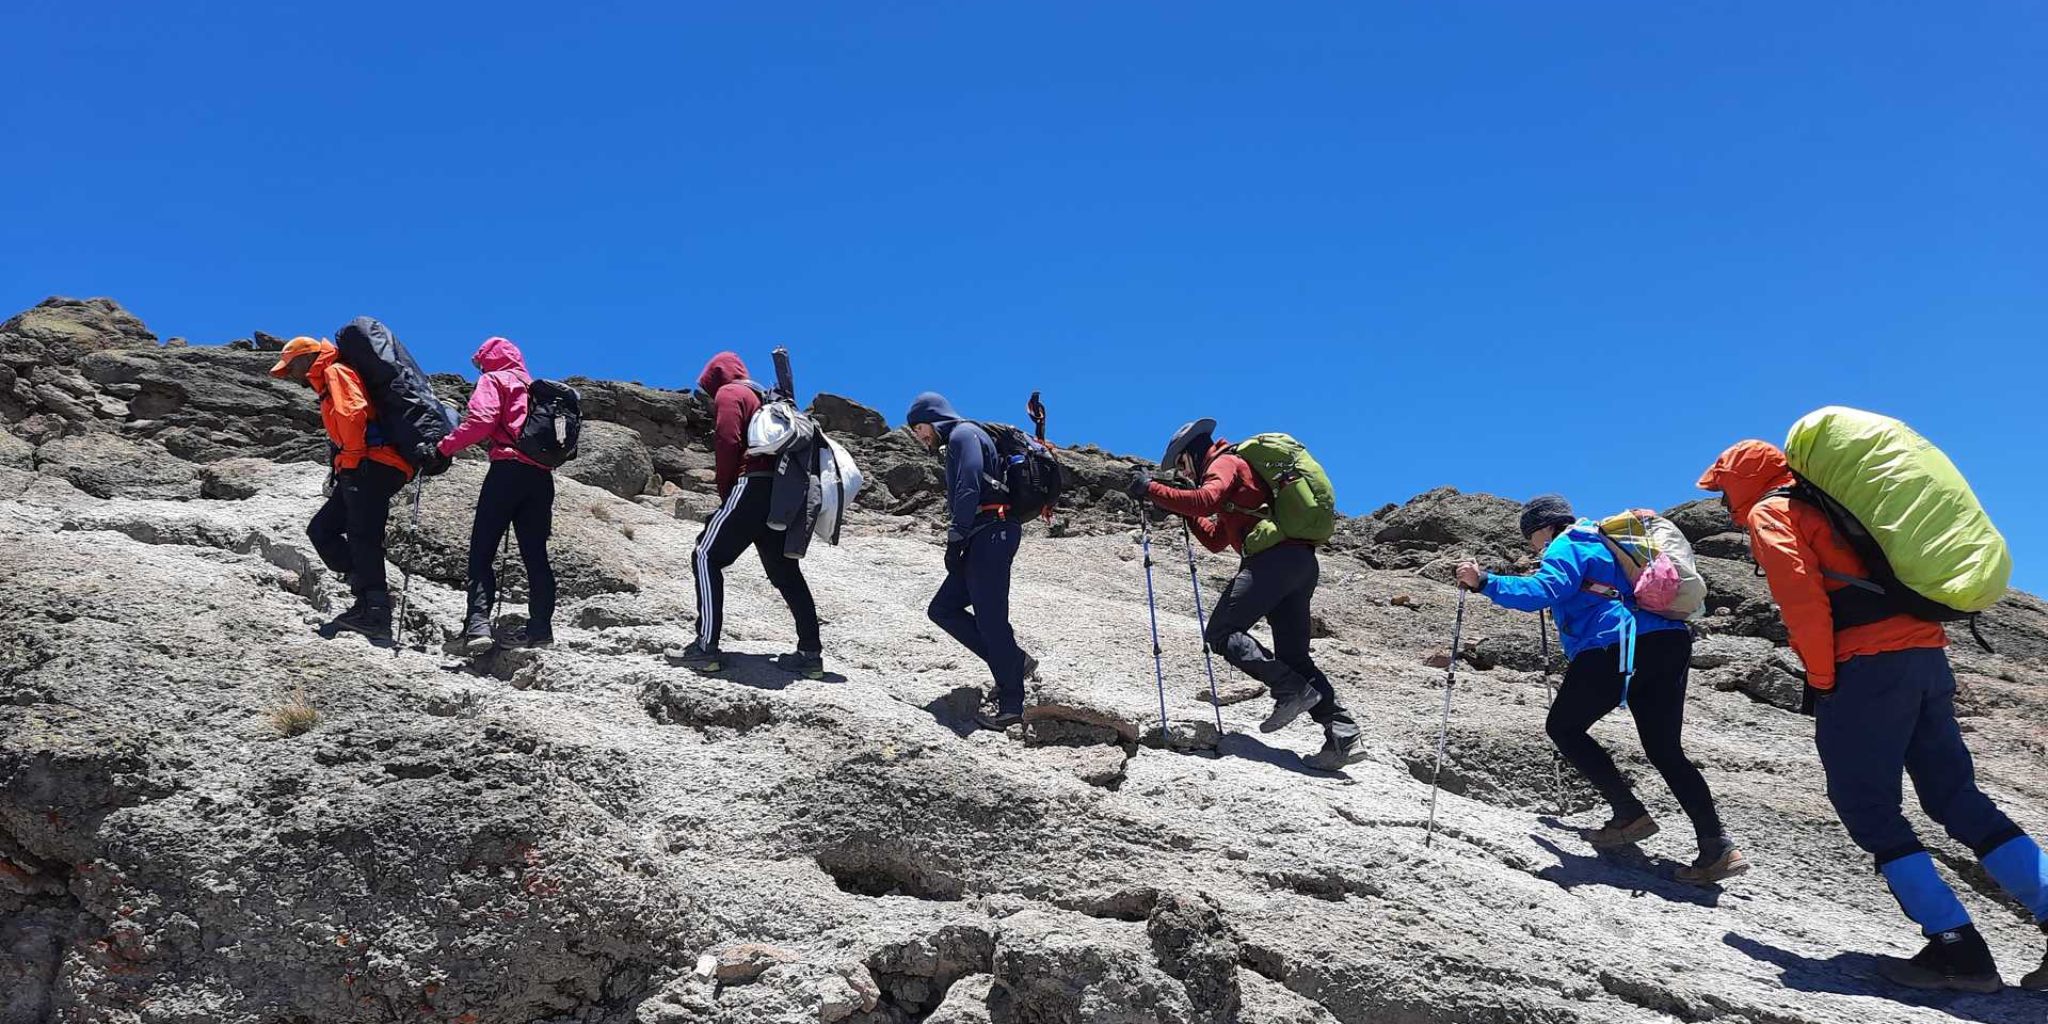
1631, 554, 1682, 612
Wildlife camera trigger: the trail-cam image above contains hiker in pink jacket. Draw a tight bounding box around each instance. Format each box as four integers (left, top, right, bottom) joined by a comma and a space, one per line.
438, 337, 556, 651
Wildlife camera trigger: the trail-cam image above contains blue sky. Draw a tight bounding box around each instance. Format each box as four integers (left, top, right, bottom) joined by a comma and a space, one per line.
4, 2, 2042, 589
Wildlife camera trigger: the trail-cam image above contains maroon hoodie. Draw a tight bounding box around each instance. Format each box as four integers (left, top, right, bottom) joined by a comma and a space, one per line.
697, 352, 775, 497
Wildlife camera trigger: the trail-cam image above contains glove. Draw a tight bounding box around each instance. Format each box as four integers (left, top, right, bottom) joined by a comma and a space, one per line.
944, 533, 970, 573
322, 470, 338, 498
1799, 684, 1834, 717
1125, 470, 1152, 499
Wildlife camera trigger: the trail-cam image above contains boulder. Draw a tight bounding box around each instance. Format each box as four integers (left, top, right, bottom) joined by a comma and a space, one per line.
34, 432, 199, 500
560, 420, 660, 499
989, 911, 1198, 1023
808, 393, 889, 438
0, 296, 158, 364
567, 378, 705, 452
1664, 497, 1736, 542
1352, 486, 1524, 569
0, 427, 31, 469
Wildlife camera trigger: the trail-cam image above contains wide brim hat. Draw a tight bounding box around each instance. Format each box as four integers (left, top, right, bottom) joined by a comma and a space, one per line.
1159, 418, 1217, 472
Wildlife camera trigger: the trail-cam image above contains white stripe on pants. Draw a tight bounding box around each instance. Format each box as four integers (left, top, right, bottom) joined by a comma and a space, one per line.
695, 477, 750, 647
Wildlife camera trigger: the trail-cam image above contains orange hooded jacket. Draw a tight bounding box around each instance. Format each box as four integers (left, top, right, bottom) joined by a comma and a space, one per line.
1697, 440, 1944, 691
302, 342, 414, 478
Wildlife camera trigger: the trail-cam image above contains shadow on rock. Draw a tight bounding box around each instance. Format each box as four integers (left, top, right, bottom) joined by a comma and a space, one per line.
1529, 834, 1725, 908
924, 686, 986, 738
1723, 933, 2033, 1023
709, 652, 849, 689
1213, 732, 1332, 779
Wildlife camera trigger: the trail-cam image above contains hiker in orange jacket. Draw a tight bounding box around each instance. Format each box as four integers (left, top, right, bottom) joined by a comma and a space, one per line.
272, 336, 413, 643
1702, 440, 2048, 994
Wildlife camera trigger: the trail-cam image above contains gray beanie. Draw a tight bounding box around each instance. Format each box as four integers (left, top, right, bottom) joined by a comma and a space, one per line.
1519, 494, 1575, 539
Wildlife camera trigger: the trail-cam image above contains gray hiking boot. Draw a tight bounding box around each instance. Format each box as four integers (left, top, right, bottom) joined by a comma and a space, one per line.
1878, 925, 2004, 994
977, 708, 1024, 731
1260, 688, 1322, 733
664, 642, 722, 673
460, 616, 496, 655
1304, 734, 1366, 772
1675, 840, 1751, 885
774, 650, 825, 679
1584, 813, 1660, 848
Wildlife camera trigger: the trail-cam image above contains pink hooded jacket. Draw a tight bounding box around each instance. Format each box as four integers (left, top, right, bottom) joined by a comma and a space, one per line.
438, 337, 548, 469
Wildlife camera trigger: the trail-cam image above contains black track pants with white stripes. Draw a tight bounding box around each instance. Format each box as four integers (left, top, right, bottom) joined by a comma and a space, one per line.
692, 475, 822, 652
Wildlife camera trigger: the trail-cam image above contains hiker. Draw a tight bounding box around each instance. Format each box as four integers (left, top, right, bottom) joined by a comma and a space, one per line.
1453, 495, 1747, 884
1127, 419, 1363, 771
1701, 441, 2048, 992
438, 337, 556, 652
906, 392, 1033, 730
271, 336, 414, 641
666, 352, 824, 678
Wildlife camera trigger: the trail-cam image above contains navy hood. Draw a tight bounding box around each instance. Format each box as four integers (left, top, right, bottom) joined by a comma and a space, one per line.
905, 392, 962, 428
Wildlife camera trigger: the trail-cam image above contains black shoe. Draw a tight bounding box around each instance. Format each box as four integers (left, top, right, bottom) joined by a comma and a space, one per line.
977, 708, 1024, 731
505, 626, 553, 649
1304, 735, 1366, 771
773, 650, 825, 679
460, 616, 496, 655
1022, 652, 1040, 682
1878, 925, 2004, 994
664, 642, 722, 673
2021, 935, 2046, 990
329, 597, 393, 642
1260, 688, 1322, 733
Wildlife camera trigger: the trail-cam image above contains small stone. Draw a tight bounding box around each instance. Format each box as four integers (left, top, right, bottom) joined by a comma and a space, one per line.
706, 943, 797, 983
1390, 594, 1419, 609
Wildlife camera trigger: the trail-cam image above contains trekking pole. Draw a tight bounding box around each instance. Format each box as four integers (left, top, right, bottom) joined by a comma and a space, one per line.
489, 530, 510, 625
1540, 610, 1566, 813
392, 475, 426, 654
1138, 512, 1170, 736
1179, 518, 1224, 732
1424, 587, 1469, 848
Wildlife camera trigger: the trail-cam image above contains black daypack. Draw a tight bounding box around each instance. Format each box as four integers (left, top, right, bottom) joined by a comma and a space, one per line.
333, 317, 458, 474
980, 422, 1064, 522
516, 379, 582, 468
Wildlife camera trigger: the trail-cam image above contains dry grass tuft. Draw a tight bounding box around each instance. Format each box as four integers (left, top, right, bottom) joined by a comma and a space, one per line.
620, 524, 637, 540
590, 503, 613, 522
268, 689, 320, 737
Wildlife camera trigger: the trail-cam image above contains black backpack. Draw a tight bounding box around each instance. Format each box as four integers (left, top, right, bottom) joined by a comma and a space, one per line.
980, 422, 1064, 522
333, 317, 458, 474
515, 379, 582, 468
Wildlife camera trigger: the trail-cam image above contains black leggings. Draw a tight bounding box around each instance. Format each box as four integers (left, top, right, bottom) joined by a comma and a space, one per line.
1548, 628, 1725, 845
466, 460, 556, 635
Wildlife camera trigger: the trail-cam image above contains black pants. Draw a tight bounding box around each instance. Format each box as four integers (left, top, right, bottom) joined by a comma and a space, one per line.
308, 460, 408, 600
1548, 628, 1725, 845
693, 475, 821, 652
465, 460, 557, 636
1206, 544, 1360, 744
928, 520, 1027, 713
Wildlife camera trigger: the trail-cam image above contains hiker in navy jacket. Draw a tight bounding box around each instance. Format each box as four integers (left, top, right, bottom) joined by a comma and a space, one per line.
906, 392, 1032, 730
1456, 494, 1745, 885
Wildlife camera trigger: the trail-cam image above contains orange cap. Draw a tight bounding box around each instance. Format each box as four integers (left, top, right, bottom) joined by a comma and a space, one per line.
268, 336, 326, 378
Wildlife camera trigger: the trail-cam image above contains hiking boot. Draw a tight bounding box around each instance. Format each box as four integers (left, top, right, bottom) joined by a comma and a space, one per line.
504, 626, 553, 649
1675, 840, 1751, 885
1584, 813, 1660, 848
1878, 925, 2003, 994
1304, 734, 1367, 772
664, 642, 722, 673
328, 596, 393, 642
774, 650, 825, 679
1260, 688, 1323, 733
977, 708, 1024, 731
1022, 652, 1041, 682
459, 616, 496, 655
2022, 947, 2046, 991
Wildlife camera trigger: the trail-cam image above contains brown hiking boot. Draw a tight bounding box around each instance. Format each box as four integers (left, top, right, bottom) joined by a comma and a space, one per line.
1584, 813, 1659, 848
1878, 925, 2003, 994
1676, 844, 1751, 885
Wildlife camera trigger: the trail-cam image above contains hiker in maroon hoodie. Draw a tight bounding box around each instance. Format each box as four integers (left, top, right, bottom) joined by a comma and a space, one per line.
664, 352, 824, 678
439, 336, 557, 653
1128, 418, 1364, 771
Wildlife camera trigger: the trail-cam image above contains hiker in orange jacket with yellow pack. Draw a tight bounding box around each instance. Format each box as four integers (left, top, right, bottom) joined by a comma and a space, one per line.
1701, 439, 2048, 994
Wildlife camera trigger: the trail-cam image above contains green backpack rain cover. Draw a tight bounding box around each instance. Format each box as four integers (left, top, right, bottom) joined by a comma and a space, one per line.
1231, 433, 1337, 558
1783, 406, 2011, 613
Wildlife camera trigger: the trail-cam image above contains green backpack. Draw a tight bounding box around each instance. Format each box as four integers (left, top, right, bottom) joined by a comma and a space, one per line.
1229, 433, 1338, 557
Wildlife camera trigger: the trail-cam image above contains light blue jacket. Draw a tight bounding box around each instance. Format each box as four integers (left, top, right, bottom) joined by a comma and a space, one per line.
1481, 523, 1687, 699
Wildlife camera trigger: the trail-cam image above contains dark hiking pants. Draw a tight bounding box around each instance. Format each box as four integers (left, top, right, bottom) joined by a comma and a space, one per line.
1548, 628, 1725, 847
928, 520, 1027, 714
1205, 544, 1360, 744
465, 459, 557, 637
308, 460, 408, 600
693, 474, 821, 652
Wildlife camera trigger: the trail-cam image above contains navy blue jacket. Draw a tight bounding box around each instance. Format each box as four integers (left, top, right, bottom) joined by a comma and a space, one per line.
905, 392, 1006, 541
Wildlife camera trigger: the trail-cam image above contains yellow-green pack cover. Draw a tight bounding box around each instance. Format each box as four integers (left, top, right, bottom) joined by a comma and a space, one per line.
1233, 433, 1337, 558
1784, 406, 2010, 613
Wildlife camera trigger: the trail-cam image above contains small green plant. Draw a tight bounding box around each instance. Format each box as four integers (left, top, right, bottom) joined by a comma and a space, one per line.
268, 689, 319, 737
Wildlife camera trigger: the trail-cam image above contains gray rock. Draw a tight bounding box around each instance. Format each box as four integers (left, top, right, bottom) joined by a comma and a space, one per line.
808, 392, 889, 438
1664, 496, 1736, 541
560, 419, 660, 499
0, 296, 158, 363
0, 428, 31, 470
35, 431, 200, 500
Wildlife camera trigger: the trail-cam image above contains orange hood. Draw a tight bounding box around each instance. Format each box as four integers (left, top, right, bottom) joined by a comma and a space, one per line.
1697, 440, 1796, 520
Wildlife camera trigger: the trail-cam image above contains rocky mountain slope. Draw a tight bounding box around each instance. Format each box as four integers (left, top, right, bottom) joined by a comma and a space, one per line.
3, 296, 2045, 1024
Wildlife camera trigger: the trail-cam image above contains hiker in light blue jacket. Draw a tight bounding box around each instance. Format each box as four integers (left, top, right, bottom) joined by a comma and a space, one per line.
1455, 494, 1746, 884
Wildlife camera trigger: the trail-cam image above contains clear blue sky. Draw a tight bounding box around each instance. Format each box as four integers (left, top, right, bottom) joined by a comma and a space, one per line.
4, 2, 2042, 589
